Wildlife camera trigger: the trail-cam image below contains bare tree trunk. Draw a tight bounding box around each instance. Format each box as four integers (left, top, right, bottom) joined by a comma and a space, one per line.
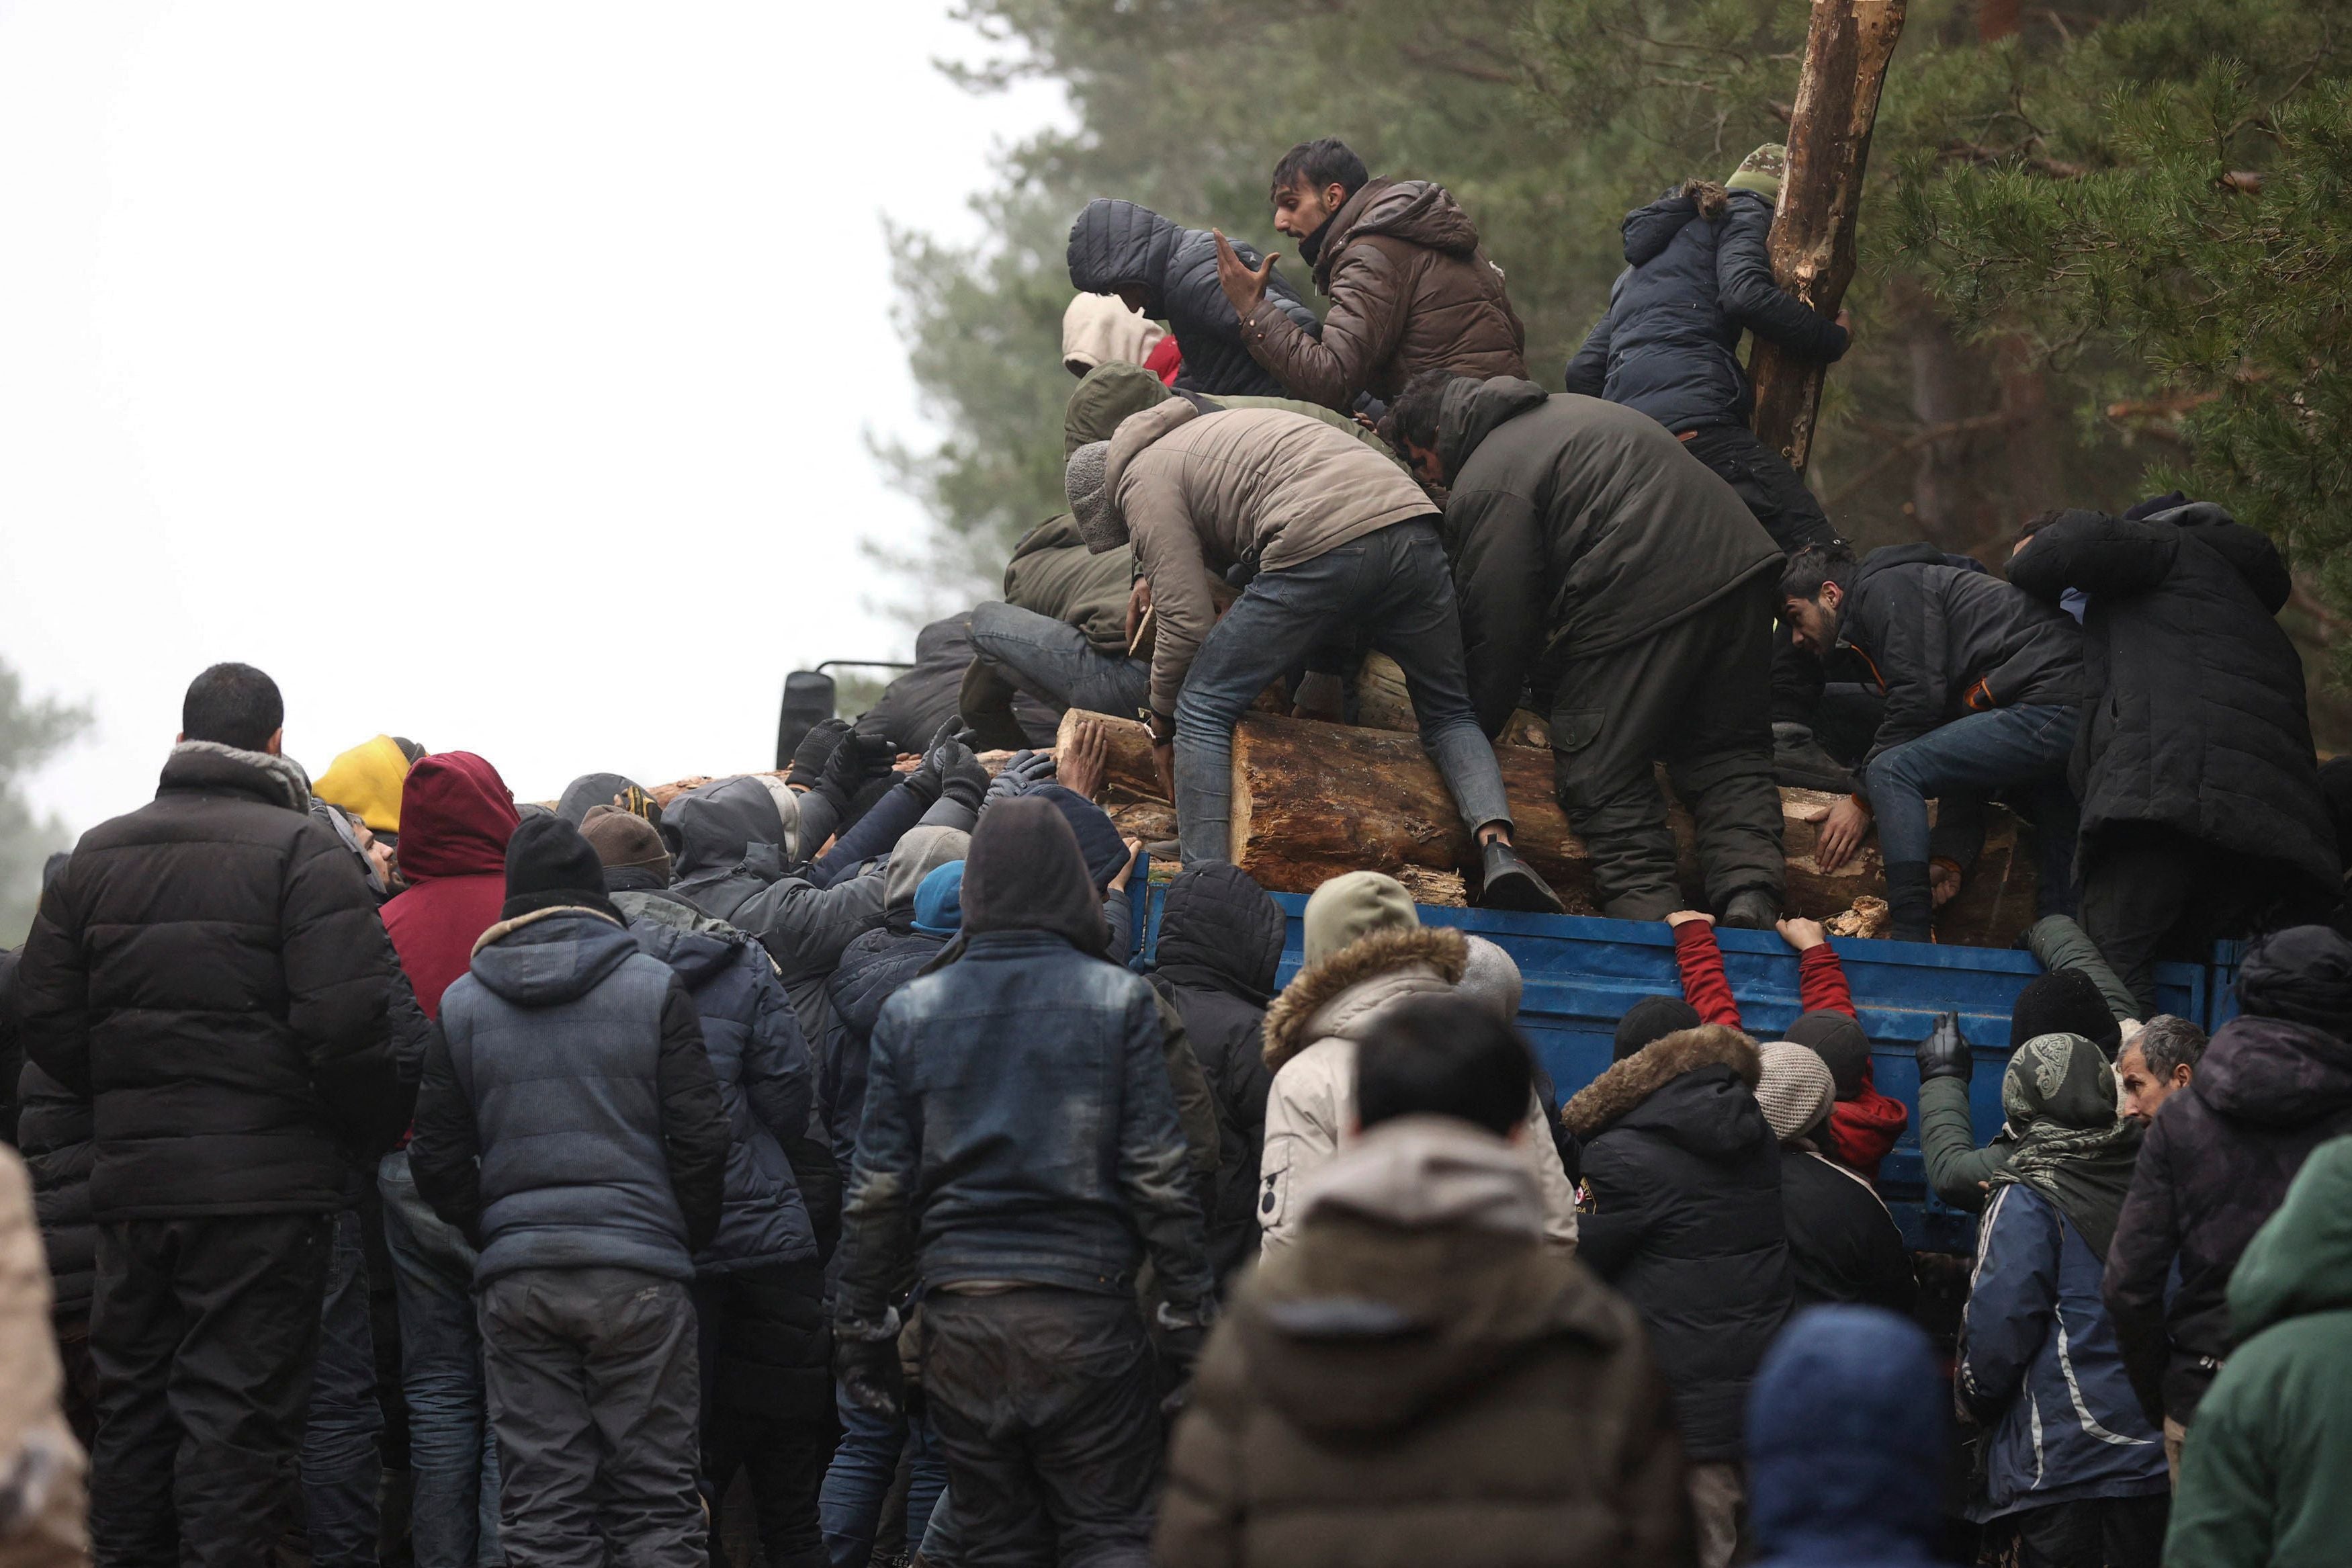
1749, 0, 1908, 474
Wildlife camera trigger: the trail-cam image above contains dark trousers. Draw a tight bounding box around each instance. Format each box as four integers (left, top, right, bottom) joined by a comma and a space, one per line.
1985, 1492, 2167, 1567
695, 1264, 834, 1568
920, 1289, 1161, 1568
1678, 424, 1843, 729
1547, 576, 1786, 920
90, 1212, 333, 1568
303, 1208, 384, 1568
2082, 825, 2297, 1016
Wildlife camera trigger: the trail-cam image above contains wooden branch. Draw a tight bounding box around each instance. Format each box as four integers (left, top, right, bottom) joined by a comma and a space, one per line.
1749, 0, 1907, 475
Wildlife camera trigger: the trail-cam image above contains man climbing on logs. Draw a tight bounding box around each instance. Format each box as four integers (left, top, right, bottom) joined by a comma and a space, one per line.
1381, 372, 1790, 927
1061, 398, 1565, 913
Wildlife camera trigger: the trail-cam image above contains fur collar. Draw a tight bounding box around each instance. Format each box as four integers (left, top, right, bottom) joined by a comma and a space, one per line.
167, 738, 314, 814
471, 903, 625, 957
1561, 1025, 1759, 1139
1262, 926, 1468, 1074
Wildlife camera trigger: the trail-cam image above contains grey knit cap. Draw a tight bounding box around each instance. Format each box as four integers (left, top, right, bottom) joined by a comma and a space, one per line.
1065, 441, 1125, 553
1755, 1039, 1835, 1145
1458, 935, 1524, 1023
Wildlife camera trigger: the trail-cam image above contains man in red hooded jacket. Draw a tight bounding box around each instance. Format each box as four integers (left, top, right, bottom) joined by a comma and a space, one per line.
376, 752, 519, 1568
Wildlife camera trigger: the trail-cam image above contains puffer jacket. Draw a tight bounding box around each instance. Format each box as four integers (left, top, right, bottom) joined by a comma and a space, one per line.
1156, 1118, 1688, 1568
18, 742, 400, 1219
2010, 503, 2339, 898
1103, 398, 1436, 719
1257, 926, 1578, 1254
1563, 1024, 1792, 1462
1562, 185, 1847, 434
820, 831, 967, 1170
1239, 177, 1526, 409
1958, 1181, 2169, 1520
2105, 1006, 2352, 1426
1780, 1147, 1915, 1315
409, 906, 729, 1284
1002, 513, 1134, 655
15, 1061, 92, 1318
858, 613, 1060, 756
630, 919, 818, 1273
1841, 543, 2089, 765
1439, 378, 1782, 733
1149, 865, 1287, 1281
1066, 198, 1321, 399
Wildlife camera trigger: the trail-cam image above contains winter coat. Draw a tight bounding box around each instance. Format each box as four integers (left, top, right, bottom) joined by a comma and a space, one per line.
1841, 543, 2089, 765
1065, 199, 1321, 400
1002, 514, 1135, 656
858, 614, 1059, 755
1156, 1118, 1690, 1568
17, 742, 400, 1220
2009, 503, 2339, 898
1237, 177, 1527, 409
1958, 1182, 2169, 1520
1917, 1073, 2013, 1213
0, 1145, 87, 1568
1780, 1148, 1915, 1314
630, 918, 818, 1273
381, 751, 520, 1018
409, 906, 728, 1284
14, 1062, 91, 1318
1258, 926, 1579, 1254
1562, 186, 1848, 435
1148, 864, 1286, 1281
2105, 1010, 2352, 1426
1563, 1024, 1793, 1463
2164, 1136, 2352, 1568
822, 925, 947, 1170
1102, 398, 1436, 718
1438, 379, 1782, 734
834, 926, 1213, 1323
1063, 359, 1392, 459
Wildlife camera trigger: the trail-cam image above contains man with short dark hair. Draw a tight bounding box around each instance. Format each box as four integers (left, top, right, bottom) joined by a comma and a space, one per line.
1212, 136, 1526, 410
2116, 1016, 2206, 1127
18, 662, 403, 1567
1782, 541, 2089, 941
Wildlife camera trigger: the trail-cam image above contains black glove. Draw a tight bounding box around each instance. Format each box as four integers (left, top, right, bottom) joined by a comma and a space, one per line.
787, 717, 853, 793
981, 750, 1056, 815
939, 745, 990, 814
832, 1330, 904, 1421
1916, 1010, 1970, 1085
818, 726, 891, 805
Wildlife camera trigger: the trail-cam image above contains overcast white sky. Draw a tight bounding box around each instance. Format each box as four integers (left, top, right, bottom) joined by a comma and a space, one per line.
0, 2, 1064, 828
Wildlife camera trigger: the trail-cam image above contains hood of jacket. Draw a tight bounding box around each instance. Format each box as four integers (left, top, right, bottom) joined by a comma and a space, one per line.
667, 776, 788, 883
160, 739, 314, 814
1060, 289, 1164, 378
1097, 394, 1202, 539
2235, 924, 2352, 1032
1262, 925, 1469, 1074
1153, 863, 1285, 1004
1064, 360, 1176, 456
1853, 541, 1950, 593
2230, 1136, 2352, 1344
1314, 177, 1482, 289
2189, 1013, 2352, 1127
884, 826, 970, 918
1065, 198, 1182, 313
314, 735, 412, 833
2153, 501, 2293, 614
1561, 1025, 1766, 1162
467, 905, 640, 1007
1620, 189, 1706, 267
627, 915, 747, 992
1434, 374, 1551, 484
396, 751, 521, 881
960, 795, 1104, 953
1008, 512, 1091, 565
1298, 1115, 1543, 1237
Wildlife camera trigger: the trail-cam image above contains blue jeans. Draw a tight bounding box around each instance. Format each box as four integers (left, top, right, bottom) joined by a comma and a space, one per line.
817, 1383, 944, 1568
304, 1208, 383, 1567
378, 1151, 503, 1568
969, 601, 1150, 718
1864, 703, 2082, 916
1172, 519, 1512, 864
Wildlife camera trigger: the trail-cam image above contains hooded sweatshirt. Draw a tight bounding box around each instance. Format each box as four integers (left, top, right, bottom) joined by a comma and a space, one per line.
314, 735, 413, 835
1060, 290, 1166, 378
382, 752, 523, 1018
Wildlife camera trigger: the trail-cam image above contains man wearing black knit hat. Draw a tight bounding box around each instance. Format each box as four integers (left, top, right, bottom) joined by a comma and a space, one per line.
408, 816, 730, 1568
1913, 968, 2121, 1213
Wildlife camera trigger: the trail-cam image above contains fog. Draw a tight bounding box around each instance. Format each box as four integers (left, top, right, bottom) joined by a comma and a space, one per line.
0, 1, 1062, 824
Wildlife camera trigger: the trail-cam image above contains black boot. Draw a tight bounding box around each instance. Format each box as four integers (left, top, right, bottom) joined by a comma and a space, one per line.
1773, 722, 1856, 793
1480, 839, 1567, 915
956, 658, 1031, 752
1885, 860, 1935, 943
1719, 889, 1780, 930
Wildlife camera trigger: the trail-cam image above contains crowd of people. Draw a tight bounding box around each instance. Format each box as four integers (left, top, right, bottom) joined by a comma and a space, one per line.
0, 134, 2347, 1568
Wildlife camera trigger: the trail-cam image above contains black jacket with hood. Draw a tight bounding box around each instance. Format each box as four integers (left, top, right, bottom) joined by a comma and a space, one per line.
1067, 198, 1321, 399
1563, 185, 1849, 435
2009, 503, 2339, 898
1439, 378, 1782, 734
861, 613, 1059, 756
1839, 543, 2089, 765
1563, 1024, 1793, 1462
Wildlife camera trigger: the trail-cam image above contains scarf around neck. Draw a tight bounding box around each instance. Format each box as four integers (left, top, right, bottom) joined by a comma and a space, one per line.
1987, 1032, 2142, 1258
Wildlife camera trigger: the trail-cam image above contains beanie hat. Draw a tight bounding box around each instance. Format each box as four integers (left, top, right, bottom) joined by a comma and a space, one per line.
580, 803, 672, 885
1755, 1041, 1836, 1144
1727, 143, 1789, 200
502, 815, 621, 922
1022, 783, 1129, 894
2009, 969, 2120, 1055
1065, 441, 1124, 554
314, 735, 413, 834
962, 796, 1104, 954
1065, 361, 1175, 455
1458, 936, 1524, 1023
1614, 995, 1702, 1061
1786, 1009, 1871, 1100
1302, 871, 1418, 967
558, 772, 646, 826
2236, 925, 2352, 1031
912, 861, 965, 937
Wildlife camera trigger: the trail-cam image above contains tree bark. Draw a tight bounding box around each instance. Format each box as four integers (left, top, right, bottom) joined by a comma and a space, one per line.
1748, 0, 1907, 474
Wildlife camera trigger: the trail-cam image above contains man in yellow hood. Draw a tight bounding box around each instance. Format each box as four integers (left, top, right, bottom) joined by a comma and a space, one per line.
314, 735, 423, 839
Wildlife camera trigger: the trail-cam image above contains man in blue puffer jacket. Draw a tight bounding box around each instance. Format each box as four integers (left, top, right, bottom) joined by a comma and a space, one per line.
410, 816, 730, 1568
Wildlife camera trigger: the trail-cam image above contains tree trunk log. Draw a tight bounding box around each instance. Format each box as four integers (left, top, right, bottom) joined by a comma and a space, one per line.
1748, 0, 1907, 475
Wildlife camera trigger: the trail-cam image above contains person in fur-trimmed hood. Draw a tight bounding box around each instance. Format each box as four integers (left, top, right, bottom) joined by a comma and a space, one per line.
1564, 1022, 1793, 1568
1256, 872, 1580, 1254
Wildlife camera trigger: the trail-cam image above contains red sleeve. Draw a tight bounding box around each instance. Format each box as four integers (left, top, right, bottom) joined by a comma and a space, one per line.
1672, 922, 1741, 1029
1797, 943, 1855, 1017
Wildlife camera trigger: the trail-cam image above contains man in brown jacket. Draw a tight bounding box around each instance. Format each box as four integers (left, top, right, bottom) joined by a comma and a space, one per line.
1156, 994, 1692, 1568
1214, 138, 1526, 410
1063, 399, 1561, 912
